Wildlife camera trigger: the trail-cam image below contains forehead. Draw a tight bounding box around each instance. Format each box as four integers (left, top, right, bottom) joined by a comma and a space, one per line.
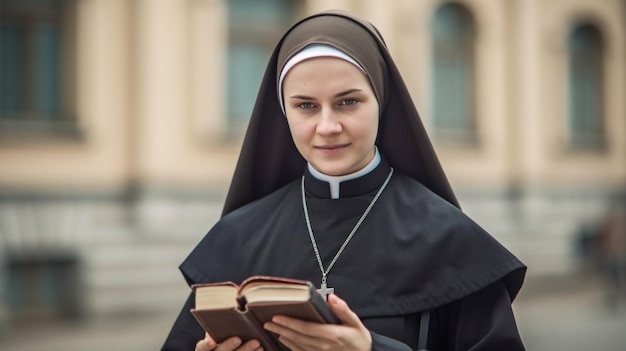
283, 57, 371, 91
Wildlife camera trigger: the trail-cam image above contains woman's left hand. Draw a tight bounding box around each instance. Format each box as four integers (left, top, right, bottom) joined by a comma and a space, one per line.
263, 294, 372, 351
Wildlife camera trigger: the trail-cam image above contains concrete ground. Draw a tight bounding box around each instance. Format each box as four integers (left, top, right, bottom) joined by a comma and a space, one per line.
1, 272, 625, 351
514, 272, 626, 351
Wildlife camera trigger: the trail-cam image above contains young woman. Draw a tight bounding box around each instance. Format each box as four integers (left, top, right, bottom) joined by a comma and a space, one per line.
162, 10, 526, 351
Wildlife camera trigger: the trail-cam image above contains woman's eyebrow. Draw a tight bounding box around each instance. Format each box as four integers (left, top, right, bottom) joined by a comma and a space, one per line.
289, 94, 315, 100
334, 88, 362, 98
289, 88, 363, 100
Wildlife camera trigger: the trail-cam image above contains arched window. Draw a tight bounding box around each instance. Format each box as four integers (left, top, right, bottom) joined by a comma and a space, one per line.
567, 23, 605, 150
430, 2, 477, 144
227, 0, 297, 134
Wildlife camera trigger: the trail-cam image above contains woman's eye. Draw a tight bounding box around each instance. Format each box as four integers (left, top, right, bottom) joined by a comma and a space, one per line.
340, 98, 358, 106
298, 102, 315, 109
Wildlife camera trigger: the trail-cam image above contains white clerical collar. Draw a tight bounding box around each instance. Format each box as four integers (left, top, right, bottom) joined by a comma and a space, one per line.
307, 148, 381, 199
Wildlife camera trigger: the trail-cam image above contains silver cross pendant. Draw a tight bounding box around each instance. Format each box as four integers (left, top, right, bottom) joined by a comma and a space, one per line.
317, 277, 334, 300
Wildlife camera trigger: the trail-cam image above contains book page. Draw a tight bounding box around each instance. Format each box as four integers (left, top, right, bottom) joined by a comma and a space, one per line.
242, 283, 310, 304
195, 285, 239, 310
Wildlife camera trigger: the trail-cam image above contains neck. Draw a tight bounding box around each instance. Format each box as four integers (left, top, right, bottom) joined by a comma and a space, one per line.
307, 148, 381, 199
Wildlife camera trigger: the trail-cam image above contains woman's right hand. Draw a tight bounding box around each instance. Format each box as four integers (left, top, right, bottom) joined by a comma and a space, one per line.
195, 333, 263, 351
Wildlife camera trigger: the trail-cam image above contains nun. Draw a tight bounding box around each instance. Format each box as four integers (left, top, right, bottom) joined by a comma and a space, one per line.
163, 9, 526, 351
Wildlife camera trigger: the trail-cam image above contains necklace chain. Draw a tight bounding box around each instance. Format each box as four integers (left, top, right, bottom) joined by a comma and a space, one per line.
301, 168, 394, 285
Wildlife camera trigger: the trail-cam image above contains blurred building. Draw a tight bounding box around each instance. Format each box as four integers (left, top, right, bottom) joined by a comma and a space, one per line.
0, 0, 624, 330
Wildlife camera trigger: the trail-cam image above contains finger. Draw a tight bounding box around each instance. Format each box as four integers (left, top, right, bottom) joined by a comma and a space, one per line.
204, 333, 217, 348
216, 337, 264, 351
327, 294, 362, 327
214, 337, 242, 351
196, 333, 217, 351
266, 314, 329, 337
238, 339, 263, 351
273, 334, 303, 351
264, 318, 321, 344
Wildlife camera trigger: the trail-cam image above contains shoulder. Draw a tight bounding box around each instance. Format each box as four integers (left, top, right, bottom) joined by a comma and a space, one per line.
198, 178, 302, 247
388, 172, 457, 208
180, 179, 302, 284
385, 172, 527, 299
385, 172, 475, 229
218, 179, 301, 227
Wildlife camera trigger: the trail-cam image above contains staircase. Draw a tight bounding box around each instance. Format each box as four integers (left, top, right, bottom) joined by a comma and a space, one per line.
0, 196, 224, 318
458, 189, 609, 280
82, 196, 224, 317
0, 188, 612, 320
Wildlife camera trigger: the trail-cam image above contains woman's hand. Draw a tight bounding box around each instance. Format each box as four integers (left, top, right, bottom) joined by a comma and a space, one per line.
195, 333, 264, 351
263, 294, 372, 351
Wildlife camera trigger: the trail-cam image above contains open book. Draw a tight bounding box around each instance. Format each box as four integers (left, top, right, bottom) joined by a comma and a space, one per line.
191, 276, 341, 351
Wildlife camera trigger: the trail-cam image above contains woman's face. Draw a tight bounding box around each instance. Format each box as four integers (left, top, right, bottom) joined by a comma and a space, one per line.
283, 57, 379, 176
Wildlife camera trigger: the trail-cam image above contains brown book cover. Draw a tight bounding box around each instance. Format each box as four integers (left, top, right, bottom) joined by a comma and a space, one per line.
190, 276, 341, 351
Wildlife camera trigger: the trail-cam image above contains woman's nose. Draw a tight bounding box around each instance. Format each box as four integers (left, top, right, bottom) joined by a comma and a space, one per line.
316, 108, 342, 135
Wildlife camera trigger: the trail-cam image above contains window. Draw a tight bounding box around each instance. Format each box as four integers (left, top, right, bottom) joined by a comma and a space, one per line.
567, 23, 605, 150
0, 0, 77, 136
430, 2, 477, 145
5, 253, 82, 322
227, 0, 297, 134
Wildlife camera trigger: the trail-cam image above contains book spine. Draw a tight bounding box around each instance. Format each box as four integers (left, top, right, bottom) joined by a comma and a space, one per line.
191, 308, 279, 349
239, 310, 282, 351
237, 297, 283, 351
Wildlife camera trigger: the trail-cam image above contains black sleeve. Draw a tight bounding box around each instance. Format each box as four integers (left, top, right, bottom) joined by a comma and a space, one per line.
438, 280, 525, 351
371, 331, 413, 351
161, 292, 205, 351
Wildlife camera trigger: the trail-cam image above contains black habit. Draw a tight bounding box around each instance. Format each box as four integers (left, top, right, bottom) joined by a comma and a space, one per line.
162, 160, 526, 350
162, 10, 526, 351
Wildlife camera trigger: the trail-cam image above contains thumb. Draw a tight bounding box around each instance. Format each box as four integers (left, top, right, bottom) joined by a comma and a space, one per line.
327, 294, 361, 327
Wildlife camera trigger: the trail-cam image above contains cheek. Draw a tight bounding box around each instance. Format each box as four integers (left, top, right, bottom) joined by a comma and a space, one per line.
364, 114, 380, 143
360, 104, 380, 140
365, 126, 379, 145
350, 122, 377, 146
287, 121, 310, 149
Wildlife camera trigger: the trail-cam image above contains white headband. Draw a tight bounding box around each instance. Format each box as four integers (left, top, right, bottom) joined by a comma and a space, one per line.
278, 44, 365, 115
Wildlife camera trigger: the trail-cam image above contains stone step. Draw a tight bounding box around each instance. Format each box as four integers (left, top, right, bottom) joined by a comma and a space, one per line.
87, 280, 190, 315
82, 231, 200, 315
86, 242, 193, 270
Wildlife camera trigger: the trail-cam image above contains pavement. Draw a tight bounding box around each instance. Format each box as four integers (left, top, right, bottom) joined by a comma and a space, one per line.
514, 272, 626, 351
1, 272, 625, 351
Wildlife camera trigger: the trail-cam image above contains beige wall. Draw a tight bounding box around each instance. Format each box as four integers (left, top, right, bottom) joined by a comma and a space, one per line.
537, 0, 626, 187
0, 0, 133, 192
132, 0, 238, 190
0, 0, 623, 319
0, 0, 624, 194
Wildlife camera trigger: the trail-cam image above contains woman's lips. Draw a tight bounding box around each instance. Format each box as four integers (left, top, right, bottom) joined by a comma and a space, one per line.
315, 144, 349, 155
